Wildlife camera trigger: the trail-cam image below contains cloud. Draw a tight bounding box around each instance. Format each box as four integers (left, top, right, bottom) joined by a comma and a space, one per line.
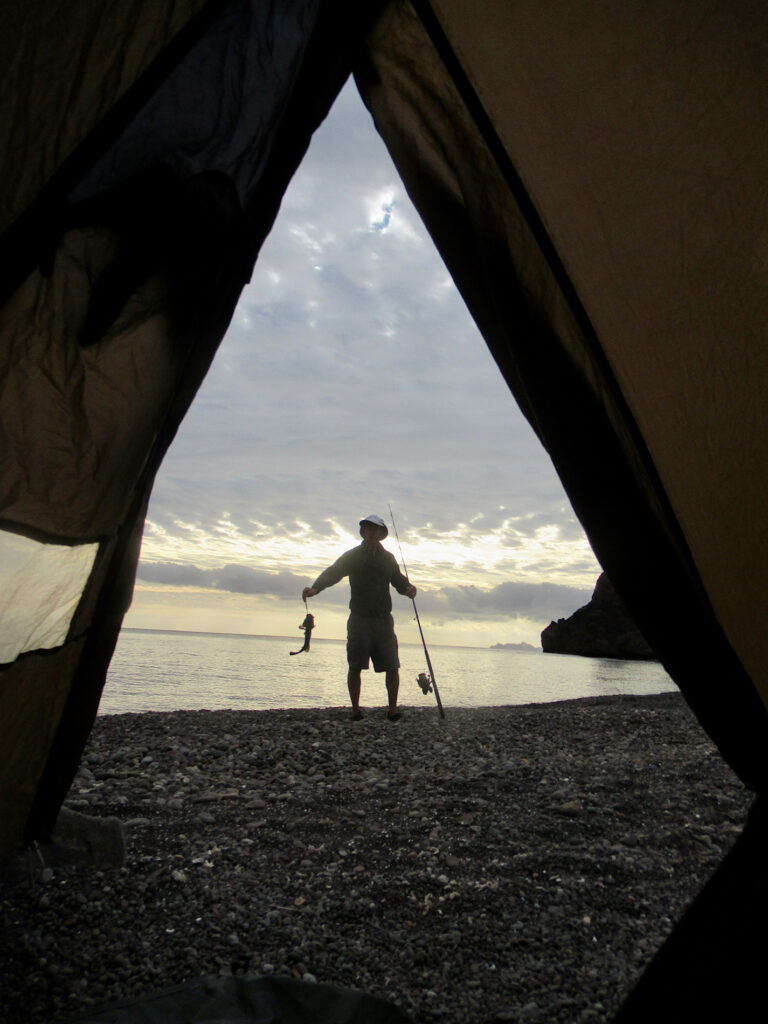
137, 79, 602, 641
135, 559, 590, 626
419, 580, 591, 621
137, 561, 306, 598
371, 199, 394, 232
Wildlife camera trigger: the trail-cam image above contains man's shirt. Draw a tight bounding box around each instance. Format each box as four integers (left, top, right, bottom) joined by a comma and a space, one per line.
312, 543, 411, 617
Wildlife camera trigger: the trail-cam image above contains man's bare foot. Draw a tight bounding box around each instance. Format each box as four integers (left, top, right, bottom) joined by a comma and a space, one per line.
387, 711, 401, 721
350, 709, 363, 721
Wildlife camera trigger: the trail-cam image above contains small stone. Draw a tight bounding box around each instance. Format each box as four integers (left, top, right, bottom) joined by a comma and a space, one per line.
553, 800, 584, 817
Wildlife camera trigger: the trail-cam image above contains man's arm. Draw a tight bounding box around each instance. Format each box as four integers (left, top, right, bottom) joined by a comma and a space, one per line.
302, 551, 353, 601
390, 556, 417, 599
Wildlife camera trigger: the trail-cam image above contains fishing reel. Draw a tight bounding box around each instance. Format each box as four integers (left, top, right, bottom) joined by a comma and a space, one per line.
416, 672, 433, 695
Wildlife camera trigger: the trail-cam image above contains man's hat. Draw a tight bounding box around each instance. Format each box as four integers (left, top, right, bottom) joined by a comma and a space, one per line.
359, 514, 388, 537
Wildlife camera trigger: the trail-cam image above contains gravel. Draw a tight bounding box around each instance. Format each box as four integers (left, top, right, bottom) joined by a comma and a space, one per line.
0, 692, 753, 1024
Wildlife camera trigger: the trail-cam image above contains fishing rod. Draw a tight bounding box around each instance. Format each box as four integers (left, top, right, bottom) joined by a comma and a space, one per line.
388, 504, 445, 720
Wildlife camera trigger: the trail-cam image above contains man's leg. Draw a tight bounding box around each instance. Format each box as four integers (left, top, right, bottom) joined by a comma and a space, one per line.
346, 614, 365, 719
385, 669, 399, 716
347, 668, 362, 716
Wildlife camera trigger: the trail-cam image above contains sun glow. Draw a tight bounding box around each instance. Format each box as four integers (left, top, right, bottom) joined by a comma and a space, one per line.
140, 513, 598, 592
129, 509, 599, 647
400, 522, 597, 589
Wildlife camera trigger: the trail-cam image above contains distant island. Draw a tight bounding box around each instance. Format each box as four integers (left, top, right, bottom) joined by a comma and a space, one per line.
490, 642, 540, 652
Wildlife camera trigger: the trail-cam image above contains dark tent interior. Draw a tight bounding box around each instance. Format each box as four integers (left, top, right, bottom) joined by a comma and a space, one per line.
3, 0, 768, 1019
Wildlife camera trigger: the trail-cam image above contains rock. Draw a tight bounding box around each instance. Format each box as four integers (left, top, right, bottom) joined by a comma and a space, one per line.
553, 800, 584, 817
51, 808, 125, 867
0, 807, 125, 882
541, 573, 656, 660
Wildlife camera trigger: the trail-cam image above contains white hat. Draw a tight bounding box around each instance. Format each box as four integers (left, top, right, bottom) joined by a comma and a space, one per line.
359, 514, 388, 537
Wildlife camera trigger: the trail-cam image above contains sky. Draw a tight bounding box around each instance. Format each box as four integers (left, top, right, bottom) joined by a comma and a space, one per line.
124, 80, 602, 648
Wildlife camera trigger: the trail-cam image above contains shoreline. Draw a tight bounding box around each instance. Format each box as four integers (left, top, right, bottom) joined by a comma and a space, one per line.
94, 690, 677, 716
95, 686, 678, 720
2, 693, 752, 1023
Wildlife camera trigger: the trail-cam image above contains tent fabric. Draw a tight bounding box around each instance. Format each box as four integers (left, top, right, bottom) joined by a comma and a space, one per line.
0, 0, 386, 857
3, 0, 768, 1016
415, 0, 768, 710
0, 0, 219, 308
70, 973, 411, 1023
356, 0, 768, 789
68, 0, 326, 210
0, 534, 99, 663
0, 0, 210, 237
2, 0, 331, 542
0, 639, 89, 855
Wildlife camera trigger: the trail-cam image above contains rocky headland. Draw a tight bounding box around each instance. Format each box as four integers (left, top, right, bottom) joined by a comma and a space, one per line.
541, 575, 656, 661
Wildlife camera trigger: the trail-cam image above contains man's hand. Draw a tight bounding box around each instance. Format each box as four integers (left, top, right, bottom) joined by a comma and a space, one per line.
405, 584, 417, 599
303, 586, 318, 600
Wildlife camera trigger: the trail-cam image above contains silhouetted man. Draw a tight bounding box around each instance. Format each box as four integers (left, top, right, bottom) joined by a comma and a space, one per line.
302, 514, 416, 720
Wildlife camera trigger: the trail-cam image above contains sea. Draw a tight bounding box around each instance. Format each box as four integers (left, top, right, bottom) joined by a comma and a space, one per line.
99, 629, 676, 716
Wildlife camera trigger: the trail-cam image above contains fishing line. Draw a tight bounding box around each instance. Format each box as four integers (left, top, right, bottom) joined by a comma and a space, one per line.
388, 504, 445, 719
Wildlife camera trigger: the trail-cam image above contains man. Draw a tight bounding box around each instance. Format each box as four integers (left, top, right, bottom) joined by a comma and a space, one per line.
302, 514, 417, 720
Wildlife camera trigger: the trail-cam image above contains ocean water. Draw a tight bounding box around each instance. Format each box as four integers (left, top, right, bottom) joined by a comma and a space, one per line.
99, 629, 676, 715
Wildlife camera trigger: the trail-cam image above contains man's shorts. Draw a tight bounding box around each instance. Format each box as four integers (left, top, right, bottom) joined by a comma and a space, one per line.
346, 613, 400, 672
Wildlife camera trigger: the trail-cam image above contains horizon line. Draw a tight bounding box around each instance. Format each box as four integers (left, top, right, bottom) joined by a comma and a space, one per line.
120, 625, 542, 652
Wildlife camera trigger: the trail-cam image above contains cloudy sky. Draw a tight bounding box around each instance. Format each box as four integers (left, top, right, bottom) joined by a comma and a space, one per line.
125, 80, 602, 648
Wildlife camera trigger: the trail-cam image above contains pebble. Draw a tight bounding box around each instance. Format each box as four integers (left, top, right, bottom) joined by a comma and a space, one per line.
1, 695, 752, 1024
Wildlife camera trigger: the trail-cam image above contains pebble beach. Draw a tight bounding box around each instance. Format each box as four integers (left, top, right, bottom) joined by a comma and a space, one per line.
0, 692, 753, 1024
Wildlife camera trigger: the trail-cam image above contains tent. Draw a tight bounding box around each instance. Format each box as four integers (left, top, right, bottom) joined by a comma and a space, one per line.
2, 0, 768, 1017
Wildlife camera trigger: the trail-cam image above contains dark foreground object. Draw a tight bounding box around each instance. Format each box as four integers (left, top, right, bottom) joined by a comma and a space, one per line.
71, 974, 410, 1024
0, 694, 752, 1023
614, 794, 768, 1023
